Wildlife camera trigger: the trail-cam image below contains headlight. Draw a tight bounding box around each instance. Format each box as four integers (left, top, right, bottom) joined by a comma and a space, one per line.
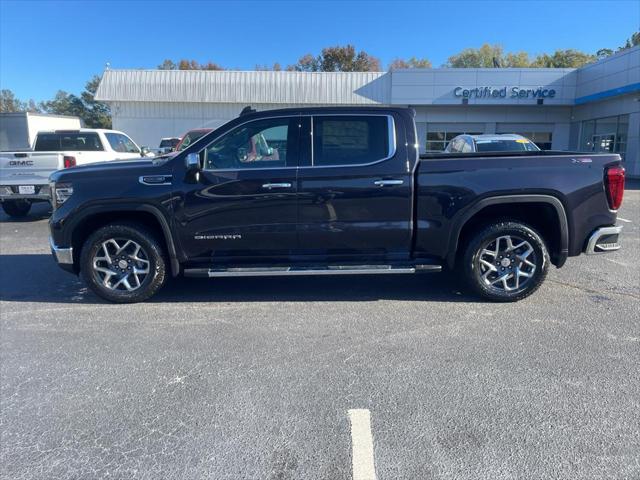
51, 182, 73, 208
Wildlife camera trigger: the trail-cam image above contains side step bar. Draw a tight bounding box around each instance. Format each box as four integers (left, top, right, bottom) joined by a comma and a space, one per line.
184, 264, 442, 278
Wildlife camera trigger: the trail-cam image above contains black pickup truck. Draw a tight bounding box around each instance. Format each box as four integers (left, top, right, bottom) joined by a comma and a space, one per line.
48, 107, 625, 303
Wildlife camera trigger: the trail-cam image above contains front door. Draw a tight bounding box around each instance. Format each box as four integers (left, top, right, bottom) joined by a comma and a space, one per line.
296, 114, 413, 261
177, 116, 300, 263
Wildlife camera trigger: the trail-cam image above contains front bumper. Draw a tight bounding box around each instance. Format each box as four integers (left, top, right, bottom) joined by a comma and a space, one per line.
49, 236, 74, 265
0, 185, 51, 202
585, 225, 623, 254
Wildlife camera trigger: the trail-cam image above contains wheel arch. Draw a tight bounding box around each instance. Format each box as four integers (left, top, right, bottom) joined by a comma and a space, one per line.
69, 205, 180, 277
447, 195, 569, 269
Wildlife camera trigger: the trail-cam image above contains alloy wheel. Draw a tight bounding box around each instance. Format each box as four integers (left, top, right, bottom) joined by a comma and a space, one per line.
476, 234, 537, 292
92, 238, 151, 291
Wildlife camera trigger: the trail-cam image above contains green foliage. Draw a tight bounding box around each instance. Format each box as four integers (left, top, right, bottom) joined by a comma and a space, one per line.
0, 90, 40, 113
158, 59, 224, 70
388, 57, 432, 70
445, 43, 599, 68
288, 45, 382, 72
39, 75, 111, 128
530, 49, 596, 68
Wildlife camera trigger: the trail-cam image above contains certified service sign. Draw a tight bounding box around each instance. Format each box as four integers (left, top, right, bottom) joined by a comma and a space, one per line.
453, 86, 557, 99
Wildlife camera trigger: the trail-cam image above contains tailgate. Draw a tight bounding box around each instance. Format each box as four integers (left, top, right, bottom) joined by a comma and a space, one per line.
0, 152, 63, 185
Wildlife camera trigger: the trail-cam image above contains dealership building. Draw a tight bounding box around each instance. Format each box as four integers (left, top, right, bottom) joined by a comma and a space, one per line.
96, 45, 639, 176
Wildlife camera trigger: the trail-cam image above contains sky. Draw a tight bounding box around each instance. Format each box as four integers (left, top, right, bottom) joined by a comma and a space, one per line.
1, 0, 638, 102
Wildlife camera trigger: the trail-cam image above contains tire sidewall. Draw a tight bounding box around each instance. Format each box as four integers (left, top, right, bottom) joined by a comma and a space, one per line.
80, 224, 166, 303
464, 222, 549, 302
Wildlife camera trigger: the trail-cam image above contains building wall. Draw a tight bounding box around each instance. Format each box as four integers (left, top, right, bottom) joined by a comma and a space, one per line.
111, 101, 332, 148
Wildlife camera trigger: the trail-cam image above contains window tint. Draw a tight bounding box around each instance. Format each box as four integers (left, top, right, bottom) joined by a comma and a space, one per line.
34, 133, 103, 151
105, 133, 139, 153
203, 118, 292, 170
312, 116, 390, 166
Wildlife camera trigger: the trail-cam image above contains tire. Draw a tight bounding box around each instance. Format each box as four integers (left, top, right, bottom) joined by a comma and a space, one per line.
460, 220, 549, 302
2, 199, 31, 218
80, 223, 167, 303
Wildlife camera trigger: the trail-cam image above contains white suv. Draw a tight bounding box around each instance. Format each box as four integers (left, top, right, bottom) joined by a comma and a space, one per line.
445, 134, 541, 153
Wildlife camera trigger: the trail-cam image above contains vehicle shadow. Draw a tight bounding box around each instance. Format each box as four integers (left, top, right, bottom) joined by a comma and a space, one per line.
0, 203, 52, 223
0, 254, 475, 304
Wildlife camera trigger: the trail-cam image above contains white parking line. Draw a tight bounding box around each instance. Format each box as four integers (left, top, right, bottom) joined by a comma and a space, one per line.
618, 217, 632, 223
348, 409, 377, 480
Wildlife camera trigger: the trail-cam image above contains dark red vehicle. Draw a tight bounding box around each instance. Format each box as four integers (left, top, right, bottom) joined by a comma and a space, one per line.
175, 129, 213, 151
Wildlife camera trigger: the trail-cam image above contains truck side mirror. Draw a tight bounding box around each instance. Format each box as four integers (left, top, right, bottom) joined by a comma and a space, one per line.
185, 152, 201, 172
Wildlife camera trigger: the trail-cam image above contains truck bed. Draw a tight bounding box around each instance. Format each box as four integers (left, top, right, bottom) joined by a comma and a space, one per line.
414, 151, 622, 265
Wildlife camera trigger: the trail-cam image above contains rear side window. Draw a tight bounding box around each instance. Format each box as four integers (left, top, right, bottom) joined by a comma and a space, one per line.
105, 133, 140, 153
312, 116, 391, 166
34, 133, 103, 151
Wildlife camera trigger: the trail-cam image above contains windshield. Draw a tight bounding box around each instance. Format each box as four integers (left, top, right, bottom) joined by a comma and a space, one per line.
178, 131, 209, 151
159, 138, 179, 148
475, 140, 540, 152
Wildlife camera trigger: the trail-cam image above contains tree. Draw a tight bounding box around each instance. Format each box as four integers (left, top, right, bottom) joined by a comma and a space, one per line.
255, 63, 282, 71
503, 52, 531, 67
39, 75, 111, 128
597, 48, 614, 59
619, 31, 640, 50
446, 44, 505, 67
159, 59, 224, 71
388, 57, 432, 70
81, 75, 111, 128
0, 89, 40, 113
288, 45, 381, 72
531, 49, 596, 68
158, 59, 177, 70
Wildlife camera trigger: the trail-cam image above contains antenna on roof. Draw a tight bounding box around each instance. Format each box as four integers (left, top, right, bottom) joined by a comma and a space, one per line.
105, 62, 111, 70
240, 106, 256, 116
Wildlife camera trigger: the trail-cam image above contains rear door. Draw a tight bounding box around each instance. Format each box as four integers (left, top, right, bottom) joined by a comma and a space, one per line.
296, 113, 413, 260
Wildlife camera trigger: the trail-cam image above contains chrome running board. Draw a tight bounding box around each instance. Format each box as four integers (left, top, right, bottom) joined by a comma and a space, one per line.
183, 264, 442, 278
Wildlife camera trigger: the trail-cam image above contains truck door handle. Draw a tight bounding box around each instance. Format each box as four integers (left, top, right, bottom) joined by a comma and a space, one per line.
262, 182, 292, 190
374, 179, 404, 186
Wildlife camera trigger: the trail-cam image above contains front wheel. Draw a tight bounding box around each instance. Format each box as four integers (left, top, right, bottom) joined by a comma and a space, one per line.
2, 199, 31, 218
461, 221, 549, 302
80, 223, 167, 303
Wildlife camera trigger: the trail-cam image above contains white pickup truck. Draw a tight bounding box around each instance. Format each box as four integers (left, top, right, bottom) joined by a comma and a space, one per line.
0, 128, 152, 217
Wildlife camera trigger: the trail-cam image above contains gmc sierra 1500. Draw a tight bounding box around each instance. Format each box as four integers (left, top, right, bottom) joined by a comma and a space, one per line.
48, 107, 625, 303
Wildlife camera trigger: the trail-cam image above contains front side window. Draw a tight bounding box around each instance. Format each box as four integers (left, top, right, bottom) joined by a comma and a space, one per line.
203, 118, 293, 170
312, 116, 390, 166
105, 133, 140, 154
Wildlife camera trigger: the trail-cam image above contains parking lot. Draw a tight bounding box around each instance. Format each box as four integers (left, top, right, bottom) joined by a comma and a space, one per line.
1, 187, 638, 480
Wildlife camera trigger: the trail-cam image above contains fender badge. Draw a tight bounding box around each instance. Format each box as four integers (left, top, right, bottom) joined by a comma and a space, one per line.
571, 158, 592, 164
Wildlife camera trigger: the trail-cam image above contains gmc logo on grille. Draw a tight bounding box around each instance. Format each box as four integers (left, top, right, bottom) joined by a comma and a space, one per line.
8, 160, 34, 166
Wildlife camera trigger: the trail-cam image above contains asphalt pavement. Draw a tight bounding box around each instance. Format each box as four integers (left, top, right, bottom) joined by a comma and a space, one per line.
1, 188, 639, 480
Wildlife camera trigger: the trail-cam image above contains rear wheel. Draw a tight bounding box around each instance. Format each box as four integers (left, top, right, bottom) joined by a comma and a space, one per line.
2, 199, 31, 218
461, 221, 549, 302
80, 223, 167, 303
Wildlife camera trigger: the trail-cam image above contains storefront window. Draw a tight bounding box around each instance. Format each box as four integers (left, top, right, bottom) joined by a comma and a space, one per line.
426, 130, 482, 152
580, 115, 629, 159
